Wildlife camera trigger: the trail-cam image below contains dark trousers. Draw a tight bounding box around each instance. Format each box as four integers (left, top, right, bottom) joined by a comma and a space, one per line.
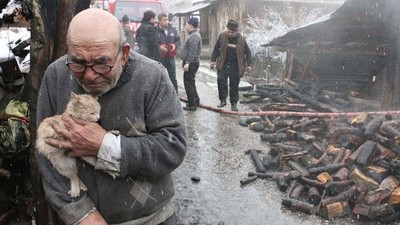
183, 61, 200, 106
162, 57, 178, 93
158, 213, 177, 225
217, 69, 240, 104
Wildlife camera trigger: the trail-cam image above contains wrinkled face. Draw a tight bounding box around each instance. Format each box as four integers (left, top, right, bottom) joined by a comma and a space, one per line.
66, 8, 128, 95
67, 41, 128, 95
159, 16, 169, 28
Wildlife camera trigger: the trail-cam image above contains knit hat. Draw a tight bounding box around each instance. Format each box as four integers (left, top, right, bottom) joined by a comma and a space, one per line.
226, 19, 239, 31
122, 15, 129, 23
187, 17, 199, 28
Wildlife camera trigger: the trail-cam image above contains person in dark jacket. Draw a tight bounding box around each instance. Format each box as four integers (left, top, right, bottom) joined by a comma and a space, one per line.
136, 10, 161, 61
180, 17, 202, 111
156, 12, 180, 92
35, 8, 186, 225
121, 15, 135, 47
210, 19, 252, 111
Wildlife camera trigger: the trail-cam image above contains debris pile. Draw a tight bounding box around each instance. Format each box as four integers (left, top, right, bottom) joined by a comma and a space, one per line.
0, 3, 32, 222
241, 78, 381, 113
240, 81, 400, 223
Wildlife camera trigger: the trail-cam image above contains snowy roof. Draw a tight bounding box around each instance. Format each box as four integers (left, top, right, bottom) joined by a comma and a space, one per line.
173, 3, 213, 16
264, 0, 394, 98
266, 0, 388, 56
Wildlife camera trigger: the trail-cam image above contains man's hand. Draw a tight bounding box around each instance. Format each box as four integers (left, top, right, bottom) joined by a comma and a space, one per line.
160, 45, 168, 54
170, 43, 176, 52
78, 210, 107, 225
46, 114, 106, 157
210, 62, 216, 70
183, 63, 189, 72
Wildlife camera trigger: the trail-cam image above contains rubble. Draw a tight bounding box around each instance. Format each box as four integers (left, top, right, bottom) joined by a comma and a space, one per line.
240, 79, 400, 223
0, 3, 31, 223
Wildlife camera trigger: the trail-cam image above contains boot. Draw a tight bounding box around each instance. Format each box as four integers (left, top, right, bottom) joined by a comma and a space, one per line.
183, 104, 197, 111
231, 103, 238, 111
217, 100, 227, 108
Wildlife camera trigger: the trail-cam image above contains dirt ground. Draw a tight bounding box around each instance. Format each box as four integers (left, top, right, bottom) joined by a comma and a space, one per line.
172, 60, 395, 225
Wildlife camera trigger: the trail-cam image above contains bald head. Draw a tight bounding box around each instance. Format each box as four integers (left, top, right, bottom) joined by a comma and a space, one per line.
67, 8, 122, 49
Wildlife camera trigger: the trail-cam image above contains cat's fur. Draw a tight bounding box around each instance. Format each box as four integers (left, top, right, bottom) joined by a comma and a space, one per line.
36, 92, 101, 197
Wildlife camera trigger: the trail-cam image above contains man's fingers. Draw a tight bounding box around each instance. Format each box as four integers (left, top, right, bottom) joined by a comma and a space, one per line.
65, 149, 77, 157
46, 138, 68, 149
62, 114, 88, 126
49, 119, 62, 132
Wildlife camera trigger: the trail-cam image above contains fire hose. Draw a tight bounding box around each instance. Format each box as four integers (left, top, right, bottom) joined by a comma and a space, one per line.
180, 97, 400, 118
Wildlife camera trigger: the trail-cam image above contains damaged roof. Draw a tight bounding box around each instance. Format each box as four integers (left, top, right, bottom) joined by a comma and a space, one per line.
266, 0, 389, 56
262, 0, 399, 103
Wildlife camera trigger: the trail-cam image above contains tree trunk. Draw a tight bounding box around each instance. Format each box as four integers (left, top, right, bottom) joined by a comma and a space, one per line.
384, 0, 400, 109
28, 0, 91, 224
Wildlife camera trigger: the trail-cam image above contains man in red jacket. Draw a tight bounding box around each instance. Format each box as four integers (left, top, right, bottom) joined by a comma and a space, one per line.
156, 13, 181, 93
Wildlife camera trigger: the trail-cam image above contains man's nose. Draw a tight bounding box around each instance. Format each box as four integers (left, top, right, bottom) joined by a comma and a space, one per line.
83, 67, 99, 81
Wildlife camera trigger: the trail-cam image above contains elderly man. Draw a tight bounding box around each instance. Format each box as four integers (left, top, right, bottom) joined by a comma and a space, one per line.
35, 8, 186, 225
210, 19, 252, 111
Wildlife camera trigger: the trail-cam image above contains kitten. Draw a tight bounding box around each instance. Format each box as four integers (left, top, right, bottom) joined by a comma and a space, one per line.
36, 92, 101, 197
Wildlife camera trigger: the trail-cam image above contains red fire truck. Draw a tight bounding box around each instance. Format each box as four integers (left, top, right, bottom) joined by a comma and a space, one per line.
108, 0, 163, 32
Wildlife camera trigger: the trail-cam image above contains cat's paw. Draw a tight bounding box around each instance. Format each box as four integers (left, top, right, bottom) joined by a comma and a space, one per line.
79, 180, 87, 191
68, 187, 80, 198
69, 179, 81, 197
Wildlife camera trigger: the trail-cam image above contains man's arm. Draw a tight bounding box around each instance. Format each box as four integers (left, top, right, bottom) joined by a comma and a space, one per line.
146, 26, 161, 61
36, 64, 98, 225
211, 34, 222, 62
185, 35, 201, 64
75, 209, 107, 225
244, 40, 253, 66
118, 64, 187, 179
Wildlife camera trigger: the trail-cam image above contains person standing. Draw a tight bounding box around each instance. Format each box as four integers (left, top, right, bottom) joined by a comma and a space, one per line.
210, 19, 252, 111
180, 17, 202, 111
136, 10, 161, 61
156, 12, 180, 93
35, 8, 186, 225
121, 15, 135, 47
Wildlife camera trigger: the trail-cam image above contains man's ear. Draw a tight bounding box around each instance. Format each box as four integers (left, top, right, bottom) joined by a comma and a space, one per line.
122, 43, 131, 60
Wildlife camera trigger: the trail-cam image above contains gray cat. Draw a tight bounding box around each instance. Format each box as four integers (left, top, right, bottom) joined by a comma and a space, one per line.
36, 92, 100, 197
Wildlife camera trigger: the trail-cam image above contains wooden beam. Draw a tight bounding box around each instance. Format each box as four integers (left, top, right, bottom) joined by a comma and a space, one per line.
285, 51, 294, 80
287, 47, 387, 57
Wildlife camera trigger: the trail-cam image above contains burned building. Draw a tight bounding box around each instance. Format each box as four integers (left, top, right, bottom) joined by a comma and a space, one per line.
267, 0, 400, 109
174, 0, 344, 49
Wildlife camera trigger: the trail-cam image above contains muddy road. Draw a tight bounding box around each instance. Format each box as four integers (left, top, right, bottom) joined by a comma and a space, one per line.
171, 60, 387, 225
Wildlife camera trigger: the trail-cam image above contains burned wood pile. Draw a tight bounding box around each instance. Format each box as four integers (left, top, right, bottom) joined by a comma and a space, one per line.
240, 109, 400, 223
235, 76, 400, 223
241, 79, 381, 113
